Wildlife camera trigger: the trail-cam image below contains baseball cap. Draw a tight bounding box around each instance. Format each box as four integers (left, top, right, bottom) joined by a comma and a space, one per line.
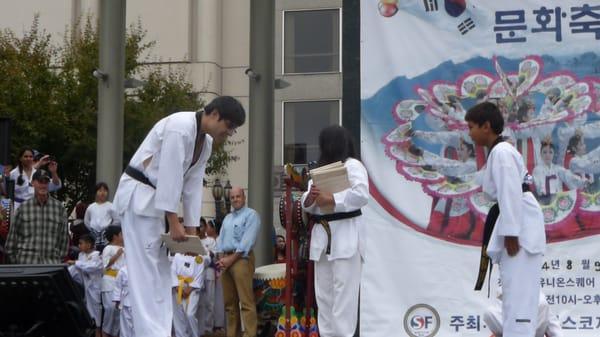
32, 169, 51, 182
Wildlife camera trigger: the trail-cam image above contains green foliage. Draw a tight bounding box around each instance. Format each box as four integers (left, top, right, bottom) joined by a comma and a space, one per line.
0, 16, 240, 210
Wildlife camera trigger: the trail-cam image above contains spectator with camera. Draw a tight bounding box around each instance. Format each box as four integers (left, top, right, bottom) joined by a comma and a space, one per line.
9, 147, 62, 209
5, 169, 69, 264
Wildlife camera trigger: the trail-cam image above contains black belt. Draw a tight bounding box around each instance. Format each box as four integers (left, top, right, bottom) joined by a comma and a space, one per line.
124, 165, 171, 234
311, 209, 362, 254
475, 183, 530, 295
125, 166, 155, 189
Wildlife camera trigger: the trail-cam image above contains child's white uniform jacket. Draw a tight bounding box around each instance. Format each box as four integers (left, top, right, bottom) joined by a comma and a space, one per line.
480, 142, 546, 262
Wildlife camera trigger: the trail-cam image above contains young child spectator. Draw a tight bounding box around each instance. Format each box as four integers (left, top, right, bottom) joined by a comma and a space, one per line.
209, 219, 226, 333
68, 234, 103, 337
197, 218, 217, 335
69, 202, 90, 260
101, 225, 125, 337
113, 265, 134, 337
85, 182, 119, 252
275, 235, 286, 263
171, 252, 208, 337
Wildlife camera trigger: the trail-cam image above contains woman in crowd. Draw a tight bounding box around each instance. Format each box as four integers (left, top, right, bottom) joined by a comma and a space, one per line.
9, 147, 61, 209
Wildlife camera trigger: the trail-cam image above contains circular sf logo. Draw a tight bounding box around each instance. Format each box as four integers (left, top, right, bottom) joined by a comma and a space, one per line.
403, 304, 440, 337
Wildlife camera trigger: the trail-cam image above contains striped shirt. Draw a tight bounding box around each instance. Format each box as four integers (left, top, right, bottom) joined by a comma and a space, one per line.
5, 196, 69, 264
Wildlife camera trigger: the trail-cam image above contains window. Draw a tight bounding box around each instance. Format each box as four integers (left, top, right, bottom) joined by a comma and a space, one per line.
283, 100, 341, 164
283, 9, 341, 74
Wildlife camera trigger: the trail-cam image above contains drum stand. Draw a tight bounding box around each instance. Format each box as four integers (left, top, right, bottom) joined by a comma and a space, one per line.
282, 177, 318, 337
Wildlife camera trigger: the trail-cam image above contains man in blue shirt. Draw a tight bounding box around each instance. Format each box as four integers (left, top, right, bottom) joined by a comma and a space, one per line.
216, 186, 260, 337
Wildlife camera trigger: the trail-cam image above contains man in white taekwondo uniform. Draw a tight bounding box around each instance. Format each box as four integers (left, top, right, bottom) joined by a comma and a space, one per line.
467, 102, 546, 337
113, 96, 245, 337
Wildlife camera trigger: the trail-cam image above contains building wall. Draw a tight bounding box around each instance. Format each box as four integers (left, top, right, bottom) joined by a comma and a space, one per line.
0, 0, 251, 219
1, 0, 345, 227
274, 0, 343, 166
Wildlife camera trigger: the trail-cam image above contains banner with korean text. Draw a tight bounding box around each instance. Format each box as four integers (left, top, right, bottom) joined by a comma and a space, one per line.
359, 1, 600, 336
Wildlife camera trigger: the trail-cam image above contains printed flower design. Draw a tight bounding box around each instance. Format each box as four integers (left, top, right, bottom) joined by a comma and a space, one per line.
381, 56, 597, 238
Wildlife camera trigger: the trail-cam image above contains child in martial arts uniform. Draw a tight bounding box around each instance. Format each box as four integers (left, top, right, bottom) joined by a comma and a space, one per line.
68, 234, 104, 337
113, 265, 134, 337
197, 218, 218, 335
101, 225, 125, 337
466, 102, 546, 337
84, 182, 119, 252
302, 126, 369, 337
171, 252, 209, 337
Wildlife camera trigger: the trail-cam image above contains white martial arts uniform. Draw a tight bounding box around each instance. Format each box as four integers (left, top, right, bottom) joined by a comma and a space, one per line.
301, 158, 369, 337
484, 289, 563, 337
112, 111, 212, 337
197, 236, 217, 334
481, 142, 546, 337
73, 250, 103, 327
85, 202, 119, 248
101, 245, 125, 335
171, 253, 207, 337
9, 167, 61, 209
113, 266, 134, 337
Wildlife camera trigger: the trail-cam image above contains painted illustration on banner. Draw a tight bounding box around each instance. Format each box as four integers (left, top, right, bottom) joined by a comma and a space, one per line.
381, 55, 600, 244
360, 1, 600, 336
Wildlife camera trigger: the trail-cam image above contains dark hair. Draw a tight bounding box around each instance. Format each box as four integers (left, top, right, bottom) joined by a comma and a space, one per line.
204, 96, 246, 128
75, 202, 88, 220
464, 101, 504, 135
200, 217, 206, 225
95, 182, 109, 194
567, 134, 583, 154
16, 147, 34, 186
541, 140, 556, 152
105, 225, 122, 242
317, 126, 357, 167
516, 100, 534, 123
461, 141, 475, 158
79, 234, 95, 245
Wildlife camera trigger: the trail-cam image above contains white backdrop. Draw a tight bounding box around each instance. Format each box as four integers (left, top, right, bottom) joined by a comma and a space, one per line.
360, 1, 600, 336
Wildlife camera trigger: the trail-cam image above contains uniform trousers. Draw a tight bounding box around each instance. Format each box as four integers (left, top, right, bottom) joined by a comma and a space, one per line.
122, 210, 172, 337
314, 252, 361, 337
173, 289, 201, 337
120, 306, 134, 337
85, 288, 102, 328
221, 253, 257, 337
197, 277, 216, 334
498, 248, 543, 337
102, 291, 120, 335
484, 295, 563, 337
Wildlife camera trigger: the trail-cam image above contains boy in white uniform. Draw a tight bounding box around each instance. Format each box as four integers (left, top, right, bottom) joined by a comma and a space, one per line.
113, 265, 134, 337
466, 102, 546, 337
101, 225, 125, 337
112, 96, 245, 337
68, 234, 104, 337
171, 252, 208, 337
